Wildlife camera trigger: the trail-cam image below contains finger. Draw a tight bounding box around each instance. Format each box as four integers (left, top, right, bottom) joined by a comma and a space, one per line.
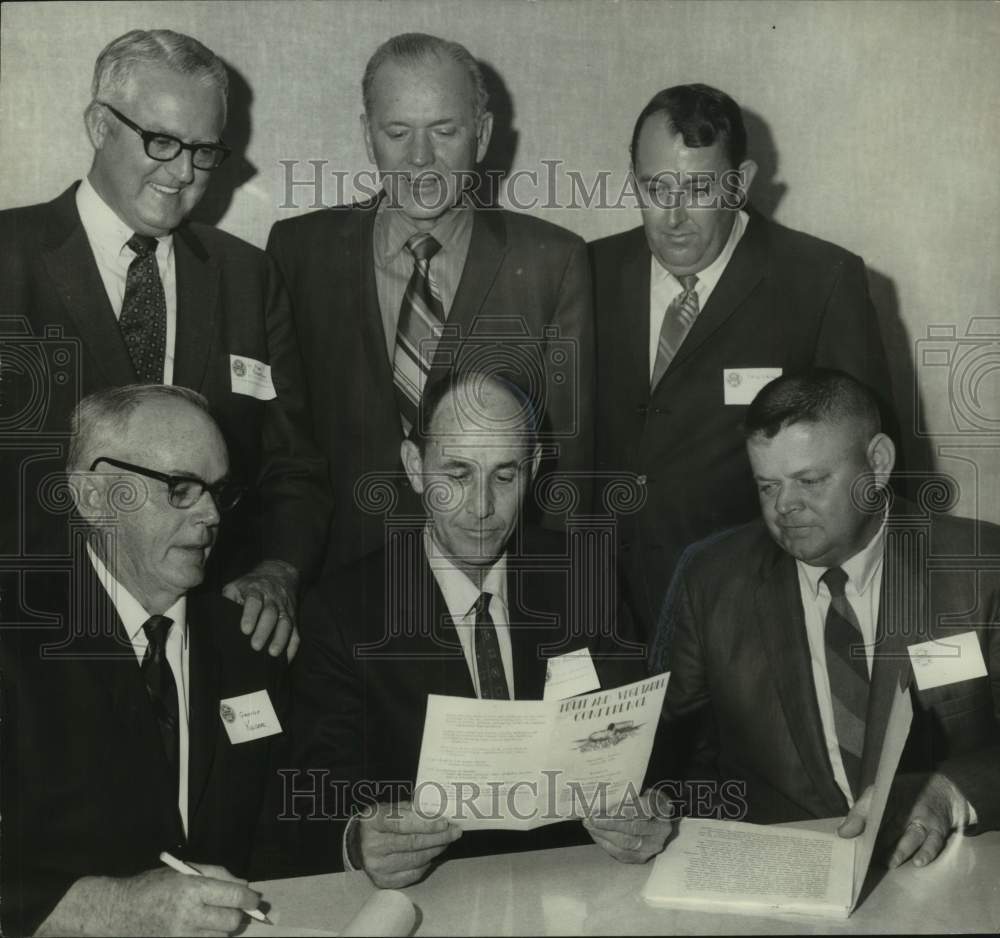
239, 593, 264, 636
587, 828, 643, 864
221, 581, 243, 604
286, 626, 301, 663
369, 865, 430, 890
370, 842, 454, 873
186, 903, 246, 936
586, 814, 646, 836
268, 613, 293, 657
190, 876, 260, 911
250, 602, 279, 652
186, 863, 246, 885
888, 819, 930, 869
366, 827, 460, 859
911, 827, 947, 868
837, 786, 874, 839
584, 822, 642, 853
373, 808, 454, 835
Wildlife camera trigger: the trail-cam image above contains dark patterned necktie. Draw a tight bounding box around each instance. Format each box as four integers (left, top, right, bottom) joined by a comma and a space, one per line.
120, 234, 167, 382
650, 273, 699, 389
821, 567, 869, 799
141, 614, 180, 801
393, 233, 445, 433
473, 592, 509, 700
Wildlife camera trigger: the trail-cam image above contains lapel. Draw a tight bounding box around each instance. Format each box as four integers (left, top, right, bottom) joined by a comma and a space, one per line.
753, 539, 849, 813
615, 227, 655, 404
654, 208, 769, 388
425, 207, 507, 387
40, 183, 138, 386
419, 549, 478, 697
185, 591, 222, 829
506, 544, 559, 701
172, 225, 219, 390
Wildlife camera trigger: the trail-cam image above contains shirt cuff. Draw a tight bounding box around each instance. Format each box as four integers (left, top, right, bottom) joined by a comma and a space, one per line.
342, 814, 362, 872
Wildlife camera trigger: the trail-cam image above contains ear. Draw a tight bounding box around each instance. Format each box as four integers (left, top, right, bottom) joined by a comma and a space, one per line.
361, 112, 376, 164
528, 444, 542, 481
84, 101, 111, 151
734, 158, 758, 202
400, 439, 426, 494
865, 432, 896, 487
71, 471, 106, 520
475, 110, 494, 164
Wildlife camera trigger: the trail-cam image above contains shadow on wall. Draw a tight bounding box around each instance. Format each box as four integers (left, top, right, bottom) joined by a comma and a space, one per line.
189, 59, 257, 228
744, 107, 934, 488
473, 60, 519, 207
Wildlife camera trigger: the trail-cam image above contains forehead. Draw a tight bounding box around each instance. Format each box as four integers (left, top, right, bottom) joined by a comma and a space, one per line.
120, 63, 225, 139
634, 116, 729, 178
369, 55, 475, 118
748, 420, 864, 473
119, 399, 227, 469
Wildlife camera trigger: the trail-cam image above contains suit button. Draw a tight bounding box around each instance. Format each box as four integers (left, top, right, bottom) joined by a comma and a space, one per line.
637, 404, 648, 416
637, 474, 647, 486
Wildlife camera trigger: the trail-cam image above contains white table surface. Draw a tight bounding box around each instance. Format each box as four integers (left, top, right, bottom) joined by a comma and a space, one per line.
253, 830, 1000, 935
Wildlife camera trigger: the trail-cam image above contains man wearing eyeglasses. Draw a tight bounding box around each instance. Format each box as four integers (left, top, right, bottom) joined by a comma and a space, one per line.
0, 29, 329, 660
1, 384, 283, 936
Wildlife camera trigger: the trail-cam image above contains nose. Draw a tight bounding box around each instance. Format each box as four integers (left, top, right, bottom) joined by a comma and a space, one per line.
408, 131, 433, 168
192, 488, 221, 526
466, 479, 495, 520
773, 484, 801, 516
167, 148, 195, 185
664, 203, 688, 228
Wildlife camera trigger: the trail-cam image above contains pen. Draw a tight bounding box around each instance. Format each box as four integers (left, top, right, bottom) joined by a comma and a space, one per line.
159, 850, 272, 925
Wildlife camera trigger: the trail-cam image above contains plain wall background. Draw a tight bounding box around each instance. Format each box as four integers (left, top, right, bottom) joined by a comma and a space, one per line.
3, 0, 999, 522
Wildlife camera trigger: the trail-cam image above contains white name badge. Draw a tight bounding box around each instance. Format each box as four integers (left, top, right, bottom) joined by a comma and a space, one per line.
229, 355, 276, 401
723, 367, 782, 405
219, 689, 282, 744
543, 647, 601, 701
907, 631, 988, 691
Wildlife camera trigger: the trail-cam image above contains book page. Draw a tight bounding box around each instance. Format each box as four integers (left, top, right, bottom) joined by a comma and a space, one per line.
642, 818, 855, 918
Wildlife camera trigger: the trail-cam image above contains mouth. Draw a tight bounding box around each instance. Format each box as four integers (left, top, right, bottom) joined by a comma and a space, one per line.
148, 182, 184, 197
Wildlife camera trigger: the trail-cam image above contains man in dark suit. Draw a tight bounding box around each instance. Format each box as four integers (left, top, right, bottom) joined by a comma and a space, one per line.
291, 373, 666, 888
591, 84, 894, 640
267, 32, 592, 575
652, 369, 999, 869
1, 385, 283, 935
0, 29, 329, 656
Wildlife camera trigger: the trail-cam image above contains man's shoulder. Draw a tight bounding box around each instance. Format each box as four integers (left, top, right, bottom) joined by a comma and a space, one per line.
751, 211, 862, 267
181, 219, 270, 265
490, 207, 584, 250
269, 200, 376, 244
678, 519, 774, 581
587, 224, 647, 269
189, 589, 285, 684
0, 186, 75, 245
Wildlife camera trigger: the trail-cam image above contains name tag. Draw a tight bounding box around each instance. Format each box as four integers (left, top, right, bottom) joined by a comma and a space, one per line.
723, 367, 782, 405
219, 690, 282, 744
230, 355, 276, 401
908, 631, 988, 691
543, 647, 601, 700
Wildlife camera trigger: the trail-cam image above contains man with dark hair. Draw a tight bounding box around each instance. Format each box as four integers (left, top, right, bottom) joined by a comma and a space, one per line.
267, 31, 593, 577
0, 28, 330, 658
1, 385, 282, 935
291, 372, 663, 887
652, 368, 999, 868
591, 83, 894, 640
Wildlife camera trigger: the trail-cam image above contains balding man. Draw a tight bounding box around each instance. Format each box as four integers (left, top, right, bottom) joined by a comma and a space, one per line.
0, 29, 330, 657
653, 369, 1000, 869
267, 31, 593, 576
291, 373, 665, 888
1, 385, 283, 935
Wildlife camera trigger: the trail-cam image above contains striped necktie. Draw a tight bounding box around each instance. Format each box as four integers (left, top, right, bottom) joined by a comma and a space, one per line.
473, 592, 509, 700
393, 233, 445, 433
650, 273, 699, 390
821, 567, 869, 799
120, 234, 167, 383
140, 614, 180, 803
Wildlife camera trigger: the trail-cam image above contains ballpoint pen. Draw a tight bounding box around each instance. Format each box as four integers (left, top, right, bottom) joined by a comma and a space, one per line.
159, 850, 273, 925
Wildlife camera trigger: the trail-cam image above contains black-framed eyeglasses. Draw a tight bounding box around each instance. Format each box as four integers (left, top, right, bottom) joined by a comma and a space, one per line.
99, 102, 231, 171
89, 457, 244, 512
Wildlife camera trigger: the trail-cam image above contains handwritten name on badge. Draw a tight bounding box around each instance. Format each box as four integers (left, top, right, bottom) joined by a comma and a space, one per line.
219, 690, 282, 744
543, 647, 601, 701
229, 355, 276, 401
907, 631, 988, 692
723, 367, 782, 405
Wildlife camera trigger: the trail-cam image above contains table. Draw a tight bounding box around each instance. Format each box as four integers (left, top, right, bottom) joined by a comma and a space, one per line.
253, 831, 1000, 935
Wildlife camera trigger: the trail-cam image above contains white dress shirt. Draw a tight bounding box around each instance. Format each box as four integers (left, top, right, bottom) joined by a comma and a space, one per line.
76, 176, 178, 383
795, 522, 885, 807
648, 209, 749, 378
87, 545, 191, 834
424, 527, 515, 699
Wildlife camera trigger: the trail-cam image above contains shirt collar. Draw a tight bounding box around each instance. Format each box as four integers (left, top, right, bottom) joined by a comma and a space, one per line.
796, 513, 887, 599
77, 175, 172, 260
374, 196, 472, 266
423, 526, 508, 620
651, 208, 748, 294
86, 544, 187, 643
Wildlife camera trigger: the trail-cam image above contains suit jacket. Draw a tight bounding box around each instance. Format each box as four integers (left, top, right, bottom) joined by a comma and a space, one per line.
266, 201, 594, 571
652, 502, 1000, 829
590, 211, 894, 639
290, 526, 645, 871
0, 183, 330, 582
0, 562, 287, 936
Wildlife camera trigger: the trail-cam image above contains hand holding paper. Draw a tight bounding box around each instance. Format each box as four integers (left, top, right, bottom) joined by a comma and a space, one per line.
838, 771, 972, 869
584, 787, 674, 863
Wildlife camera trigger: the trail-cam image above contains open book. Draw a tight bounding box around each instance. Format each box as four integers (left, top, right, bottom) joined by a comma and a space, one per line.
642, 683, 913, 919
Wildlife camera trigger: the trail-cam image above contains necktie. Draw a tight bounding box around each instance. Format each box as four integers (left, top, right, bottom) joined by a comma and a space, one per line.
650, 274, 699, 389
141, 614, 180, 802
821, 567, 869, 799
393, 233, 445, 433
120, 234, 167, 383
473, 592, 509, 700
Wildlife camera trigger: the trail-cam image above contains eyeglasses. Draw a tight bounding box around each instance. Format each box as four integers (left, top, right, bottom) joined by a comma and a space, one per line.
89, 457, 244, 512
99, 102, 231, 171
